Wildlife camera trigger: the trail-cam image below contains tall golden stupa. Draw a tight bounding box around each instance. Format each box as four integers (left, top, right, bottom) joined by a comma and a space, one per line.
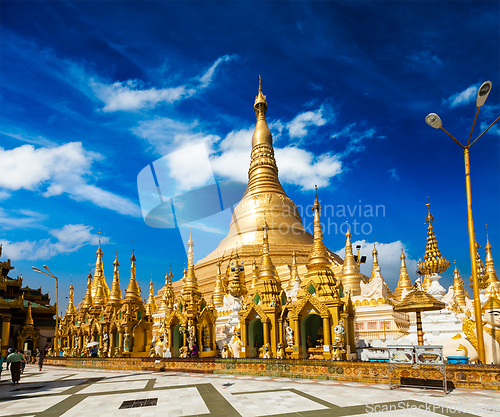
170, 77, 343, 300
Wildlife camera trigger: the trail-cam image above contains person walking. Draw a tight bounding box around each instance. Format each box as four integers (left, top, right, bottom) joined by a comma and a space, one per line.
36, 348, 45, 371
6, 348, 25, 384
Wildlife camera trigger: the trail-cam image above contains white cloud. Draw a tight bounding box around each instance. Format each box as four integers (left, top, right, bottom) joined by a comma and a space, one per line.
132, 117, 220, 156
335, 240, 418, 289
133, 102, 378, 194
0, 142, 141, 216
275, 147, 342, 190
92, 79, 188, 112
91, 54, 237, 112
288, 107, 328, 139
0, 224, 109, 260
199, 54, 237, 87
0, 190, 11, 201
0, 208, 47, 230
444, 84, 479, 108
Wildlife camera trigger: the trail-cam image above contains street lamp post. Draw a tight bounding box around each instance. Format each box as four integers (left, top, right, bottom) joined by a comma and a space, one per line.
425, 81, 500, 364
32, 265, 59, 356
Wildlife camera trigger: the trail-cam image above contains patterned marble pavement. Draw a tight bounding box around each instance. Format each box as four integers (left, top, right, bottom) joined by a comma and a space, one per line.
0, 365, 499, 417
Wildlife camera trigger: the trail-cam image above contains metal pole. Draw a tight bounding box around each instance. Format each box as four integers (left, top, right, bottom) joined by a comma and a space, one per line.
463, 147, 486, 363
55, 275, 59, 356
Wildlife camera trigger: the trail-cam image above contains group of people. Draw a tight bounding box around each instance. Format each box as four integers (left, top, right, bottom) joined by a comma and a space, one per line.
0, 347, 46, 385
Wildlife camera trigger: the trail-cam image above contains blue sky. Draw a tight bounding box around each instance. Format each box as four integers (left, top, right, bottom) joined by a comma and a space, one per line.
1, 1, 499, 315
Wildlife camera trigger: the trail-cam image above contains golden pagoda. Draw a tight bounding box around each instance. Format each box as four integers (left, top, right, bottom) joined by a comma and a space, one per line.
145, 277, 157, 316
370, 244, 379, 282
394, 249, 413, 301
418, 200, 450, 290
239, 189, 354, 360
484, 233, 500, 295
169, 77, 343, 301
339, 228, 364, 296
107, 253, 123, 307
471, 238, 488, 290
452, 263, 467, 308
91, 239, 109, 301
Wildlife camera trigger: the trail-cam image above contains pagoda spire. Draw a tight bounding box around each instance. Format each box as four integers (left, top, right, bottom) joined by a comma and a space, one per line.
81, 271, 93, 313
484, 232, 500, 289
302, 190, 338, 300
394, 249, 413, 301
124, 250, 142, 304
91, 236, 109, 301
289, 251, 301, 289
212, 259, 225, 307
229, 250, 244, 298
259, 220, 276, 280
251, 257, 259, 289
453, 262, 467, 308
307, 186, 331, 267
145, 277, 157, 316
93, 269, 107, 307
66, 283, 77, 316
246, 76, 286, 198
107, 252, 123, 306
418, 199, 450, 290
340, 224, 363, 296
370, 244, 379, 282
25, 301, 34, 326
183, 232, 199, 293
160, 264, 175, 312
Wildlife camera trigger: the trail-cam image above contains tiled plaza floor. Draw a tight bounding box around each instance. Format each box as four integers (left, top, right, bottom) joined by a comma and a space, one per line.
0, 365, 499, 416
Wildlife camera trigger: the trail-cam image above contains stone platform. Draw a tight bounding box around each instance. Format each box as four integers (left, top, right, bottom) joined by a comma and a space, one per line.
45, 357, 500, 391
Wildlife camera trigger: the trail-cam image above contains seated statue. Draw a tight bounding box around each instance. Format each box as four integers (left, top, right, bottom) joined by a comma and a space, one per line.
442, 292, 500, 364
276, 343, 285, 359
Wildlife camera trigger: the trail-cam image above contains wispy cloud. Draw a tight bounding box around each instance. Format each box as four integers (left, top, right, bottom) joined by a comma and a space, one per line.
0, 208, 47, 230
443, 83, 479, 108
90, 54, 237, 112
0, 224, 109, 261
388, 168, 399, 180
0, 131, 57, 148
0, 142, 141, 216
199, 54, 237, 87
331, 122, 380, 157
407, 50, 443, 68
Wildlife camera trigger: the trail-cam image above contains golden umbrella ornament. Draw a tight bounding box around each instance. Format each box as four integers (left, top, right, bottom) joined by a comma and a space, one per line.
394, 282, 445, 345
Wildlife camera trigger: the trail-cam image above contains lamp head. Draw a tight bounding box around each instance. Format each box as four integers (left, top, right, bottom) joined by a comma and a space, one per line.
476, 81, 492, 107
425, 113, 442, 129
31, 266, 42, 273
43, 265, 50, 271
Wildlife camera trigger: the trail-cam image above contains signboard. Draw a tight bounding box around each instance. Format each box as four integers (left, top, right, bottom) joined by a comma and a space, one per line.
415, 345, 443, 365
388, 345, 414, 364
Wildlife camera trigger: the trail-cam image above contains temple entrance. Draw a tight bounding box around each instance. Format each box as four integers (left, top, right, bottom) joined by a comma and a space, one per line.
23, 339, 34, 352
248, 318, 263, 357
173, 324, 182, 358
300, 313, 322, 359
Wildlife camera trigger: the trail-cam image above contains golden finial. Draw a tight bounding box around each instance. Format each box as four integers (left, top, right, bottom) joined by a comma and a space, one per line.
254, 75, 268, 117
418, 199, 449, 276
425, 197, 435, 224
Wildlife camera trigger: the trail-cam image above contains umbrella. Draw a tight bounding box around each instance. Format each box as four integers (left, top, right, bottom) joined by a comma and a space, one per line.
86, 342, 99, 348
394, 284, 445, 345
